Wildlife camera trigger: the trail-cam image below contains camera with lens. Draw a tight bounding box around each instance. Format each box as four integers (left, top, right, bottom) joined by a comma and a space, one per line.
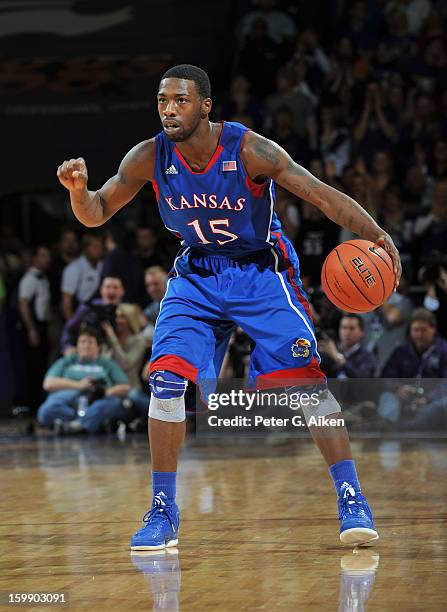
81, 303, 117, 341
85, 378, 108, 404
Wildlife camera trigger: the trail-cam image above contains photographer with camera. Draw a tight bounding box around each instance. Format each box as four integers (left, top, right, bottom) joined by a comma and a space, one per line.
61, 276, 125, 354
37, 327, 130, 434
377, 308, 447, 429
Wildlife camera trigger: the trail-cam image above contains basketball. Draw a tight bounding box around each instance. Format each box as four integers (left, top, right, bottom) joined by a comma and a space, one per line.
321, 239, 395, 313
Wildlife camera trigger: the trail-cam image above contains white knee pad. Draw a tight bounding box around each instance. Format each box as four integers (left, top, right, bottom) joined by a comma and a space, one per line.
148, 370, 187, 423
301, 388, 342, 425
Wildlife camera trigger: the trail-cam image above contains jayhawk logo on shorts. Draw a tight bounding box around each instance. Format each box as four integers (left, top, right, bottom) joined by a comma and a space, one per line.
291, 338, 311, 358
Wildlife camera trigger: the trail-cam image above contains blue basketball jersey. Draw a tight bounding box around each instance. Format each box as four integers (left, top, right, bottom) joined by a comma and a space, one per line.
152, 121, 283, 256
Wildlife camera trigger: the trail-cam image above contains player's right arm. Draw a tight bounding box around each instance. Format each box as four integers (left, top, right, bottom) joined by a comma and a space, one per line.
57, 139, 155, 227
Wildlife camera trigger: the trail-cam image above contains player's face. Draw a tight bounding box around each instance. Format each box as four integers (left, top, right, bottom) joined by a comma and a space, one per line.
157, 78, 210, 142
410, 321, 436, 352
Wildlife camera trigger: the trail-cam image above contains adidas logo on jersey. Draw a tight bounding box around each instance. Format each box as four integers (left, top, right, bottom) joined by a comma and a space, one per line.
165, 164, 178, 175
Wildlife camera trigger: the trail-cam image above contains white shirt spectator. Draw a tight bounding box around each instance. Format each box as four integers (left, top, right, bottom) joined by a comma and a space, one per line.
18, 267, 50, 322
61, 255, 103, 304
386, 0, 431, 35
241, 9, 296, 44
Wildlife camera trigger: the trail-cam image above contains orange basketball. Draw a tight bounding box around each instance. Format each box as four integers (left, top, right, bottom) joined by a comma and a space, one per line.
321, 239, 395, 313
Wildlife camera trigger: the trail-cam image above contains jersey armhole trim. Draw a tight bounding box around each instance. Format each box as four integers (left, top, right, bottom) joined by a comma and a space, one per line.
151, 136, 159, 202
240, 129, 268, 198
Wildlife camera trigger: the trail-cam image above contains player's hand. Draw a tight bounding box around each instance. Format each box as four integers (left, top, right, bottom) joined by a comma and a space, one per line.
375, 233, 402, 290
57, 157, 88, 191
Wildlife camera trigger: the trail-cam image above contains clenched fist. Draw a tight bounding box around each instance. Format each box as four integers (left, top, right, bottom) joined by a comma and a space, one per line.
57, 157, 88, 191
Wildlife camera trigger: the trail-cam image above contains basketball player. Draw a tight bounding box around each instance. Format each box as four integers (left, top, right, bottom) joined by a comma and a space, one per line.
57, 65, 401, 550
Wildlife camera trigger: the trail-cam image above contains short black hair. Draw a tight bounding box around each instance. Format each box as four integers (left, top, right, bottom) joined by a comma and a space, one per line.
410, 308, 437, 328
32, 244, 50, 257
160, 64, 211, 99
77, 325, 100, 342
340, 313, 365, 330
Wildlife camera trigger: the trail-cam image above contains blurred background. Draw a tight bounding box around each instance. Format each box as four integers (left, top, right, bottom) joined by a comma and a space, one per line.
1, 0, 446, 434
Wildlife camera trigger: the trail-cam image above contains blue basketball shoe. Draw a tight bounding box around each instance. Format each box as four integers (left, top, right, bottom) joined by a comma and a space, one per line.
338, 483, 379, 545
131, 492, 180, 550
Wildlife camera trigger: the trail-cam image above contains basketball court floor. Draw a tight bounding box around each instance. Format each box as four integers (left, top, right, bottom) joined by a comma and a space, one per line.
1, 432, 446, 611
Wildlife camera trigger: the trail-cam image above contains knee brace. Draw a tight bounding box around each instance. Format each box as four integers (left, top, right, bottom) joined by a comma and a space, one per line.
300, 386, 342, 425
148, 370, 188, 422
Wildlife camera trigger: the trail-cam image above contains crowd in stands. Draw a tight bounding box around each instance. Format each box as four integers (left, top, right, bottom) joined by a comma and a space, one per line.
0, 0, 446, 432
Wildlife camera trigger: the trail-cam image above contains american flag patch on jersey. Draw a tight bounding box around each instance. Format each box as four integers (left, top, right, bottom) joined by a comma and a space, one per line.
222, 160, 237, 172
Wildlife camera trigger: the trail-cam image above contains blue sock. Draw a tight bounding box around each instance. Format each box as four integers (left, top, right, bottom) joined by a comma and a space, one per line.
152, 471, 176, 503
329, 460, 361, 495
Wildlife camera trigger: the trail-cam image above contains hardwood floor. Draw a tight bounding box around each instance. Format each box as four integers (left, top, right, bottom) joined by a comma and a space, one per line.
0, 434, 446, 611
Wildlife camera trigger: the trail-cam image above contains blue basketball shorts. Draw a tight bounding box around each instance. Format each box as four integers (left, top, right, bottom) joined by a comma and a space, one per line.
149, 234, 325, 391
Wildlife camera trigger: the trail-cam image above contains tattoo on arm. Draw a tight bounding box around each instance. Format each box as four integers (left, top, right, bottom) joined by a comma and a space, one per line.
252, 137, 282, 167
280, 160, 324, 201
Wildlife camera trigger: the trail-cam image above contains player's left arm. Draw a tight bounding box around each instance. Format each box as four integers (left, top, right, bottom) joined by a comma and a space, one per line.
241, 131, 402, 287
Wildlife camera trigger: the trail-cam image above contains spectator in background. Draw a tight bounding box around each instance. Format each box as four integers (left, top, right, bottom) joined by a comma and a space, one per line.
135, 226, 166, 271
340, 168, 378, 242
0, 272, 15, 405
142, 266, 167, 343
18, 245, 52, 410
341, 0, 379, 58
61, 233, 103, 321
378, 308, 447, 424
61, 276, 125, 354
37, 327, 129, 434
380, 185, 414, 277
361, 274, 414, 373
385, 0, 432, 36
239, 0, 297, 46
102, 303, 148, 416
320, 105, 351, 178
102, 303, 146, 387
291, 56, 319, 108
368, 150, 395, 202
413, 180, 447, 263
269, 106, 309, 163
237, 18, 284, 97
295, 200, 339, 288
319, 314, 377, 379
292, 29, 331, 90
101, 226, 144, 305
429, 139, 447, 180
47, 229, 79, 314
401, 94, 438, 159
403, 163, 431, 215
376, 5, 415, 70
354, 82, 399, 161
421, 263, 447, 338
265, 67, 315, 137
326, 37, 356, 99
217, 76, 263, 132
274, 187, 300, 242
